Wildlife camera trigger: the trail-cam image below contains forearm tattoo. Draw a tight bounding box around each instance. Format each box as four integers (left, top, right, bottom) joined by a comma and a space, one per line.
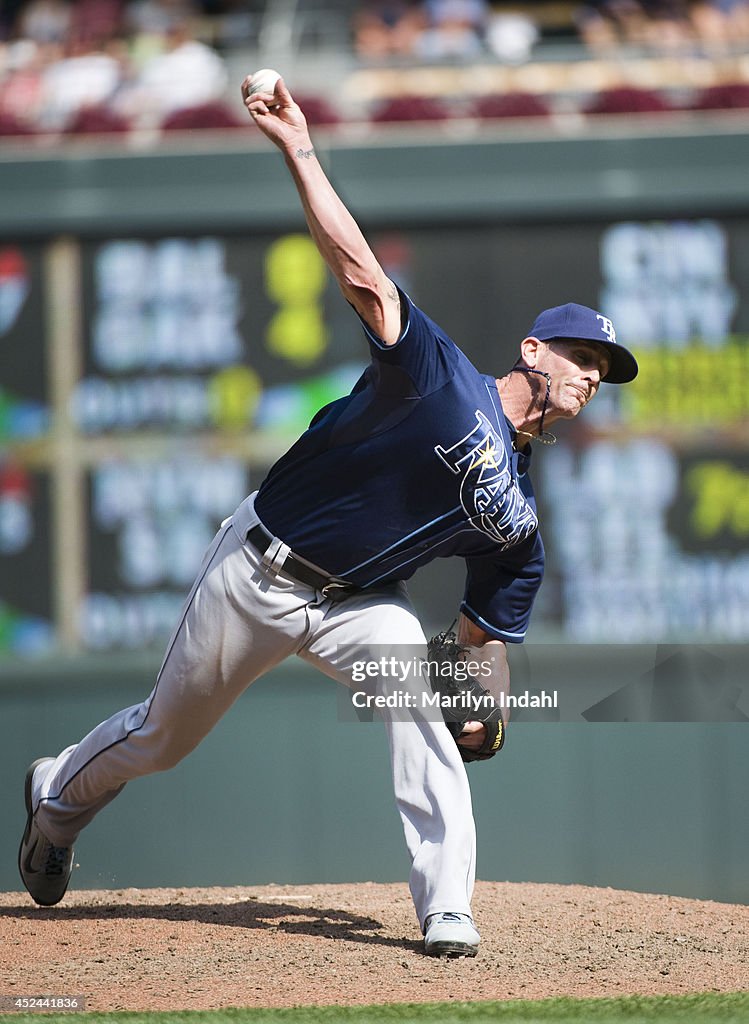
295, 147, 315, 159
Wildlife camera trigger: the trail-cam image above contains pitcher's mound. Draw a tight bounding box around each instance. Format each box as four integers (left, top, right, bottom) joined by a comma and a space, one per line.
1, 881, 747, 1012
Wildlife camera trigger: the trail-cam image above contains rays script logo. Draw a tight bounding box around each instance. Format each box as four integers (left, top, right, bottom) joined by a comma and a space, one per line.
435, 410, 538, 549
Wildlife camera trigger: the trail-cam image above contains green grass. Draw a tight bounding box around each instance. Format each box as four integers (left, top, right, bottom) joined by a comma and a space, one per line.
3, 992, 748, 1024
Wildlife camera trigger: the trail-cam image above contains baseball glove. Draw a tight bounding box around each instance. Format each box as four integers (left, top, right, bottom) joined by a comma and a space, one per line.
425, 626, 505, 763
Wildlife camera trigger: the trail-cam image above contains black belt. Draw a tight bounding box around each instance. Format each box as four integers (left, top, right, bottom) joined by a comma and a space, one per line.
247, 524, 358, 602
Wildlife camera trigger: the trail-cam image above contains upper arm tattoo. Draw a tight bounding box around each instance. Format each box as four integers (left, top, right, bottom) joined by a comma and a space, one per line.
386, 281, 403, 330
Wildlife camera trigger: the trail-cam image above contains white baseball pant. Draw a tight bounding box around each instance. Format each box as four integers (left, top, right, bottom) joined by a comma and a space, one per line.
31, 493, 476, 928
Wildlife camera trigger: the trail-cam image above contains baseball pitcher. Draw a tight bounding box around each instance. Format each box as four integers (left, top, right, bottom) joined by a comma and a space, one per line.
18, 74, 638, 958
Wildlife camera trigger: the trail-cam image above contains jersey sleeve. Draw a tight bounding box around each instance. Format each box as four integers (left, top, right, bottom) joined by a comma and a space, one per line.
357, 288, 458, 398
460, 530, 545, 643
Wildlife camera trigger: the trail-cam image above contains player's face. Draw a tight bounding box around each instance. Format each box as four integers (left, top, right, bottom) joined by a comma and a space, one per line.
538, 340, 611, 420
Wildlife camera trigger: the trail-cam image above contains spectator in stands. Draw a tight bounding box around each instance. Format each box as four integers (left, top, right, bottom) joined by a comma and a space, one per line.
210, 0, 260, 50
485, 9, 539, 62
38, 31, 123, 130
689, 0, 749, 49
414, 0, 489, 59
125, 0, 199, 37
124, 0, 200, 70
0, 39, 47, 131
121, 17, 228, 126
352, 0, 425, 60
576, 0, 693, 51
14, 0, 71, 45
642, 0, 693, 48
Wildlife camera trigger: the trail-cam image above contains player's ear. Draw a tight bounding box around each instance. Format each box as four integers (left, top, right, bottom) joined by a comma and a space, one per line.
519, 336, 542, 369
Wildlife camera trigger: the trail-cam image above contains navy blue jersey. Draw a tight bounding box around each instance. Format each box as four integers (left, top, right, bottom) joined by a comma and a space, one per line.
255, 292, 545, 642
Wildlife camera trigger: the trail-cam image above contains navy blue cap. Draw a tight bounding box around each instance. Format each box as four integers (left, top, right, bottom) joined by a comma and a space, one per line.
528, 302, 638, 384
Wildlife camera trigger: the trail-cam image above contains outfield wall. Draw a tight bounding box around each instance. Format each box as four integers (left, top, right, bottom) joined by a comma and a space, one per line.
1, 655, 748, 903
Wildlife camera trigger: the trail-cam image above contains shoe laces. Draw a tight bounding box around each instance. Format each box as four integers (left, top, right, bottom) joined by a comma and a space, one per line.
436, 912, 469, 924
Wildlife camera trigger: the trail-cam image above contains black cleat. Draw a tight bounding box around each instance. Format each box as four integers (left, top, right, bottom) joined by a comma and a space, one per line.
18, 758, 74, 907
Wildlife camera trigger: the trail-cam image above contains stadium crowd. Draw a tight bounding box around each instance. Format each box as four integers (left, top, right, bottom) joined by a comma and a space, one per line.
353, 0, 749, 61
1, 0, 748, 136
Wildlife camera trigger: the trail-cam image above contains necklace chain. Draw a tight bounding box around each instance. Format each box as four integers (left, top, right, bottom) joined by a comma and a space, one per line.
508, 368, 557, 446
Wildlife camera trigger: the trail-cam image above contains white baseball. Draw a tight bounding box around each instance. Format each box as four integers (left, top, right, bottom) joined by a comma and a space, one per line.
248, 68, 281, 99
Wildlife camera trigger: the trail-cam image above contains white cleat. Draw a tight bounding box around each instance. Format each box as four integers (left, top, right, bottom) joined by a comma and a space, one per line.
424, 912, 480, 958
18, 757, 74, 907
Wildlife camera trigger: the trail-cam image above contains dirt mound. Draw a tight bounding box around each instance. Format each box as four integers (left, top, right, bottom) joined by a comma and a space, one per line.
1, 881, 747, 1012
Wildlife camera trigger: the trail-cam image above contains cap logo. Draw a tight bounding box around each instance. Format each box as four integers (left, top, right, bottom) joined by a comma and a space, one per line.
596, 314, 616, 344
